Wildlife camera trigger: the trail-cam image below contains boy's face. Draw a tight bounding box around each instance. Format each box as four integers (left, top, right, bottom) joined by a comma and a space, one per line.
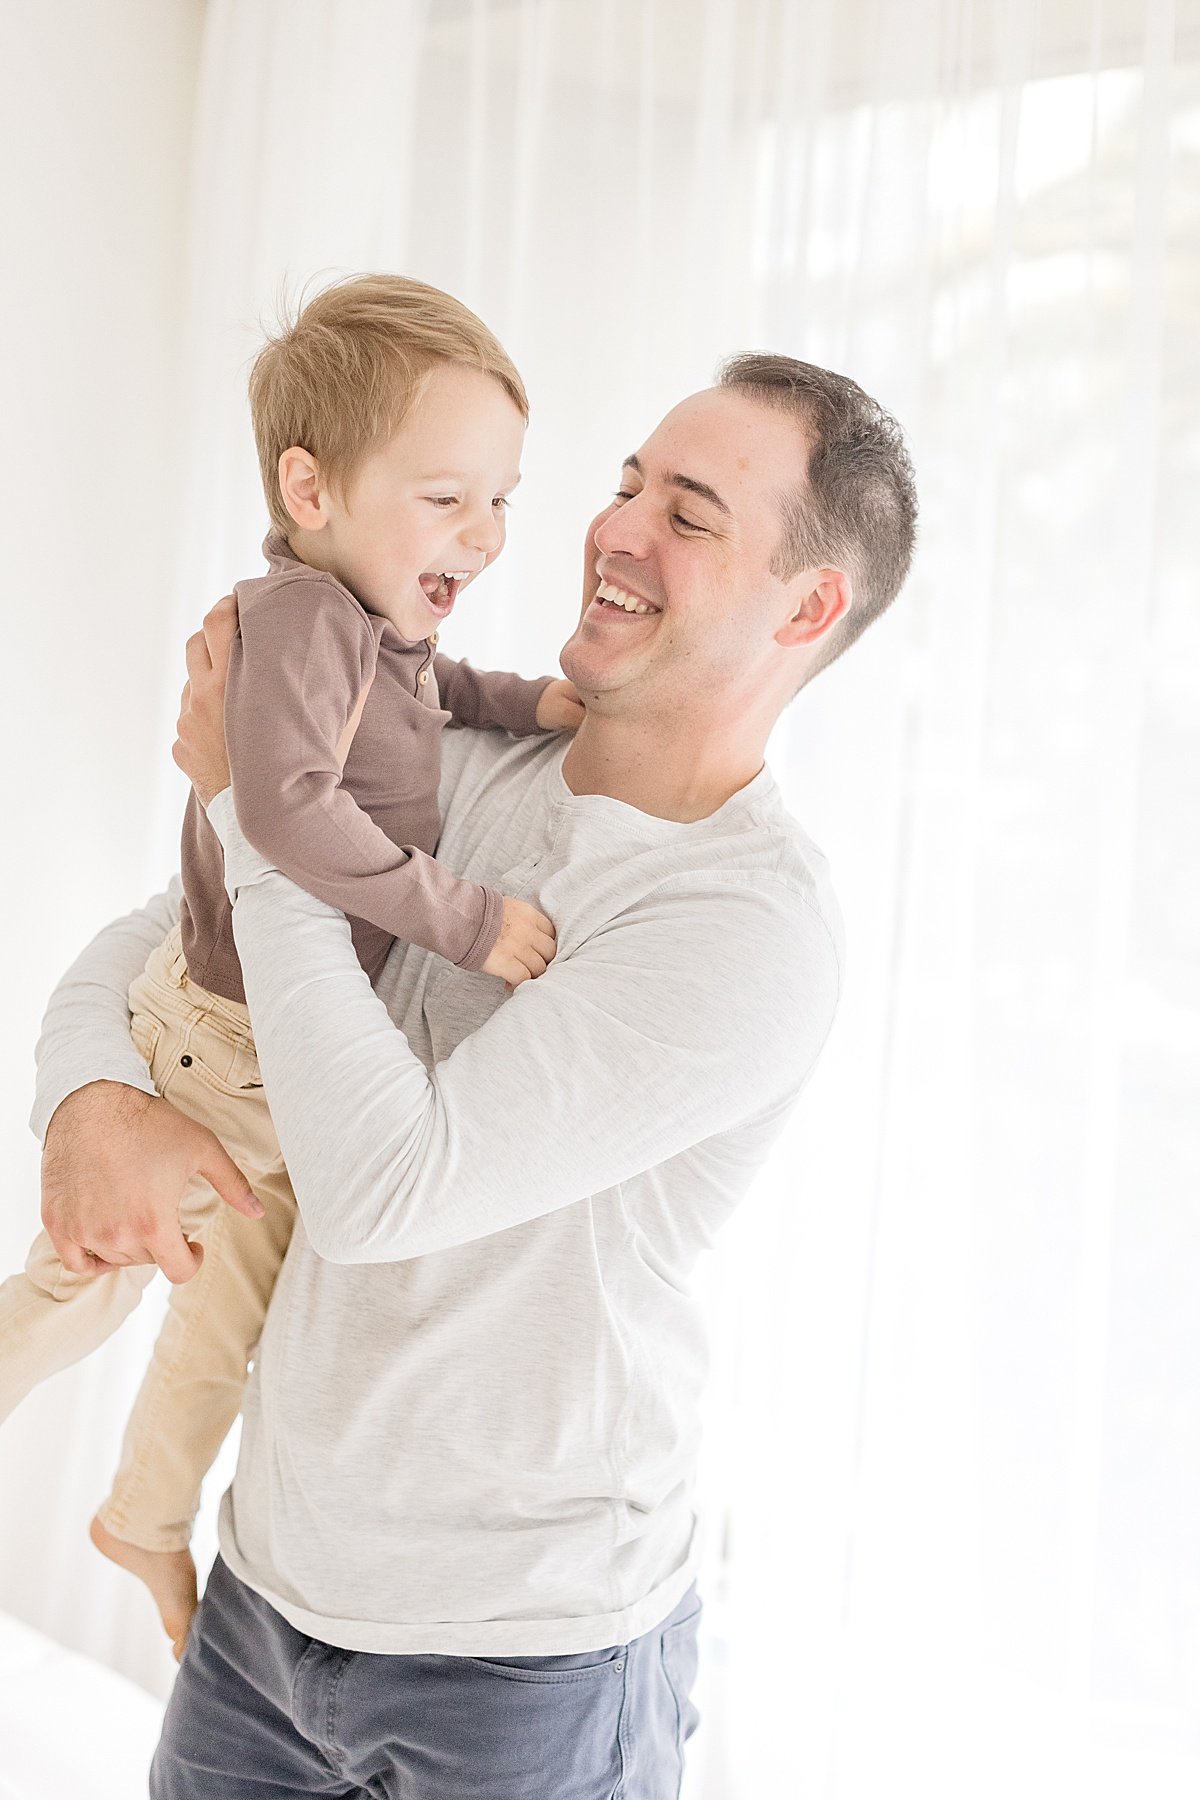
307, 363, 525, 640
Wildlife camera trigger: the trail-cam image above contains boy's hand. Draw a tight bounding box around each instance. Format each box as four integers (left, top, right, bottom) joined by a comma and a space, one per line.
481, 898, 558, 988
535, 679, 585, 733
41, 1081, 263, 1283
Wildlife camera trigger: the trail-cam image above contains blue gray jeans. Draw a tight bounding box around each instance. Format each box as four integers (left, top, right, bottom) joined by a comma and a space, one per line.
151, 1556, 701, 1798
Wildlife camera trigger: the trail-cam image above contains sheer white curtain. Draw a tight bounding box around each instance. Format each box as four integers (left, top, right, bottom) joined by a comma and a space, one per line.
2, 1, 1197, 1792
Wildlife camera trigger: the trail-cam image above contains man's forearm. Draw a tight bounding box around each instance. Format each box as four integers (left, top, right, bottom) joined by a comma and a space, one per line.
31, 880, 181, 1141
209, 792, 839, 1267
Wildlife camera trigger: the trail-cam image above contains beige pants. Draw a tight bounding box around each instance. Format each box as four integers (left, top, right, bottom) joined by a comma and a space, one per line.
0, 926, 296, 1550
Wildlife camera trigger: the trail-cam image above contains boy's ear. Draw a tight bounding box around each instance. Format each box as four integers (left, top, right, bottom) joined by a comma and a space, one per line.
277, 447, 328, 532
774, 566, 852, 649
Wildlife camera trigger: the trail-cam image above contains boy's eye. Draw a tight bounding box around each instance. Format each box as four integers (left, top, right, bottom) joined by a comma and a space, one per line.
427, 495, 459, 508
492, 496, 510, 510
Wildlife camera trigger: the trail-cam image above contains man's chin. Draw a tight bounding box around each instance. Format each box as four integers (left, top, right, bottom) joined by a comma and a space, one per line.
558, 635, 612, 696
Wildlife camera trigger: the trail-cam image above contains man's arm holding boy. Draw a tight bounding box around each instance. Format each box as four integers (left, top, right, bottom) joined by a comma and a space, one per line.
33, 880, 260, 1280
36, 602, 838, 1274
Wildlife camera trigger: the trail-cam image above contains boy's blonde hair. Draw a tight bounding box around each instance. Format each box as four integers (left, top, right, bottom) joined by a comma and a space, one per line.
249, 274, 529, 534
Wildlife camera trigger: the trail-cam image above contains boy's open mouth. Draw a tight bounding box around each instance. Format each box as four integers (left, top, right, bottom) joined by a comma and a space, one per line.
418, 571, 471, 616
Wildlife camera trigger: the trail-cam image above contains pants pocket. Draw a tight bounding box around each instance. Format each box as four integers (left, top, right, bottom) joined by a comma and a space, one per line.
129, 1010, 164, 1080
660, 1604, 702, 1754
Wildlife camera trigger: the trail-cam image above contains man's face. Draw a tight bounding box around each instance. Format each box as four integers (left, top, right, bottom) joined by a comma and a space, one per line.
560, 387, 810, 713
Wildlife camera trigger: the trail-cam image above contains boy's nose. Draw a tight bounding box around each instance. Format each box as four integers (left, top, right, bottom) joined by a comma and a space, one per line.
463, 505, 503, 557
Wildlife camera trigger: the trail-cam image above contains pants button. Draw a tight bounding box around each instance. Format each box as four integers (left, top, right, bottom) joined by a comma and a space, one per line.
180, 1054, 193, 1067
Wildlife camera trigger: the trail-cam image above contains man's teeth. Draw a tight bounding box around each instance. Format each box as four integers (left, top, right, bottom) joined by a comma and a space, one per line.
596, 580, 656, 614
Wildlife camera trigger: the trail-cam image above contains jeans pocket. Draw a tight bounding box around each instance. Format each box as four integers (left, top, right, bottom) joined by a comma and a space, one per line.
464, 1644, 627, 1686
660, 1605, 702, 1751
183, 1033, 264, 1098
129, 1010, 164, 1080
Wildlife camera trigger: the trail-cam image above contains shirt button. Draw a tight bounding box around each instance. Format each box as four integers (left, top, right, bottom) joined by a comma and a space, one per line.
426, 632, 439, 646
418, 670, 429, 685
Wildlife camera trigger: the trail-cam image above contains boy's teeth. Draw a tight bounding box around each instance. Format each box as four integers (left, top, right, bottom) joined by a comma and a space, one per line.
596, 579, 655, 614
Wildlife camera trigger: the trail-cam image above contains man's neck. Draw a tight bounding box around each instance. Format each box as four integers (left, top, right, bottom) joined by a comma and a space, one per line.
560, 713, 767, 823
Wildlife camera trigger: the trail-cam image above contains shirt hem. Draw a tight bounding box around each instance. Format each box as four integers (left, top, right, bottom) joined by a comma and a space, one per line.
215, 1521, 700, 1655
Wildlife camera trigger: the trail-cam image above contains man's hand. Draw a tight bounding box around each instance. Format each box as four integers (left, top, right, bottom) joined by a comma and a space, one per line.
172, 595, 239, 806
535, 679, 585, 733
41, 1081, 263, 1283
480, 898, 558, 988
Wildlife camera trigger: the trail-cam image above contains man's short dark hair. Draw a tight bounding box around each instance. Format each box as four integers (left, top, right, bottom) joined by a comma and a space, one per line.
718, 353, 918, 682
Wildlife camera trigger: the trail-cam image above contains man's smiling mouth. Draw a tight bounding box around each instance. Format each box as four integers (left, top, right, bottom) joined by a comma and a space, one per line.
593, 578, 661, 616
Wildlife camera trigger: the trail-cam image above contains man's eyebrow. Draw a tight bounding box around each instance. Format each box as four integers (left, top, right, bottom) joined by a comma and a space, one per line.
621, 453, 731, 518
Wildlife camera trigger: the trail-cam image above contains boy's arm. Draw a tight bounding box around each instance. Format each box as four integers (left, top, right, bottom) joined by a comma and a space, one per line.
212, 793, 842, 1265
433, 653, 555, 736
229, 582, 505, 971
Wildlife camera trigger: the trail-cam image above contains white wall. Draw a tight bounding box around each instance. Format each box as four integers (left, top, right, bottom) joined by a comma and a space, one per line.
0, 0, 205, 1694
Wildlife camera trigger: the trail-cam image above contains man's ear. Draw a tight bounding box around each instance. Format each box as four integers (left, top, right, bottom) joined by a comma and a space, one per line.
277, 447, 329, 533
774, 567, 852, 649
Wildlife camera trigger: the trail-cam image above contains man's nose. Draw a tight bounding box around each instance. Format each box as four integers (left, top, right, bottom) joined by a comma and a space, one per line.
593, 497, 650, 559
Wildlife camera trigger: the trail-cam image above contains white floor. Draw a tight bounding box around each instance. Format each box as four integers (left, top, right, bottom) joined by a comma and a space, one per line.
0, 1611, 163, 1800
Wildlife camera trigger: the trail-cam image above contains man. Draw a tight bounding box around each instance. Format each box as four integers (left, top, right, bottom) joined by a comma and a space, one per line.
34, 355, 916, 1797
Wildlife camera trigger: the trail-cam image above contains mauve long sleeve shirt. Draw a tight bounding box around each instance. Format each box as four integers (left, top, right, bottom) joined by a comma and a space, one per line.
179, 534, 553, 1003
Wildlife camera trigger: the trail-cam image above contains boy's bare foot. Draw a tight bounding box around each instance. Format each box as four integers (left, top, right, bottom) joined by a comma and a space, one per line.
88, 1515, 198, 1661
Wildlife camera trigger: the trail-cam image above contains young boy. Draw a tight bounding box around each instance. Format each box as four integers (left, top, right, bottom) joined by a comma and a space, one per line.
0, 274, 582, 1657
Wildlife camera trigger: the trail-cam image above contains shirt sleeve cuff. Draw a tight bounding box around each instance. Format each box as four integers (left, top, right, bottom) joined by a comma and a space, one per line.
29, 1056, 159, 1146
206, 787, 277, 900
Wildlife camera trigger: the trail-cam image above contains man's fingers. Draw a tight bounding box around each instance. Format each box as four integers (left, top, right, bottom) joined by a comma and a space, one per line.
150, 1229, 205, 1286
197, 1141, 264, 1219
530, 929, 557, 964
202, 595, 239, 673
56, 1240, 108, 1277
184, 628, 214, 681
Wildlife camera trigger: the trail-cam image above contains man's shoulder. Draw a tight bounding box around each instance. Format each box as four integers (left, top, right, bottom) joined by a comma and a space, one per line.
649, 768, 843, 954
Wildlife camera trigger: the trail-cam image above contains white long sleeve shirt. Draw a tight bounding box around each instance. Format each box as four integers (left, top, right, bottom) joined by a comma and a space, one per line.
32, 728, 843, 1654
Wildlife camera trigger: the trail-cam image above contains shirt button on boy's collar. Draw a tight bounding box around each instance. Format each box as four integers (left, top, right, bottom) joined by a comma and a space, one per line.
426, 632, 439, 646
418, 670, 429, 685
